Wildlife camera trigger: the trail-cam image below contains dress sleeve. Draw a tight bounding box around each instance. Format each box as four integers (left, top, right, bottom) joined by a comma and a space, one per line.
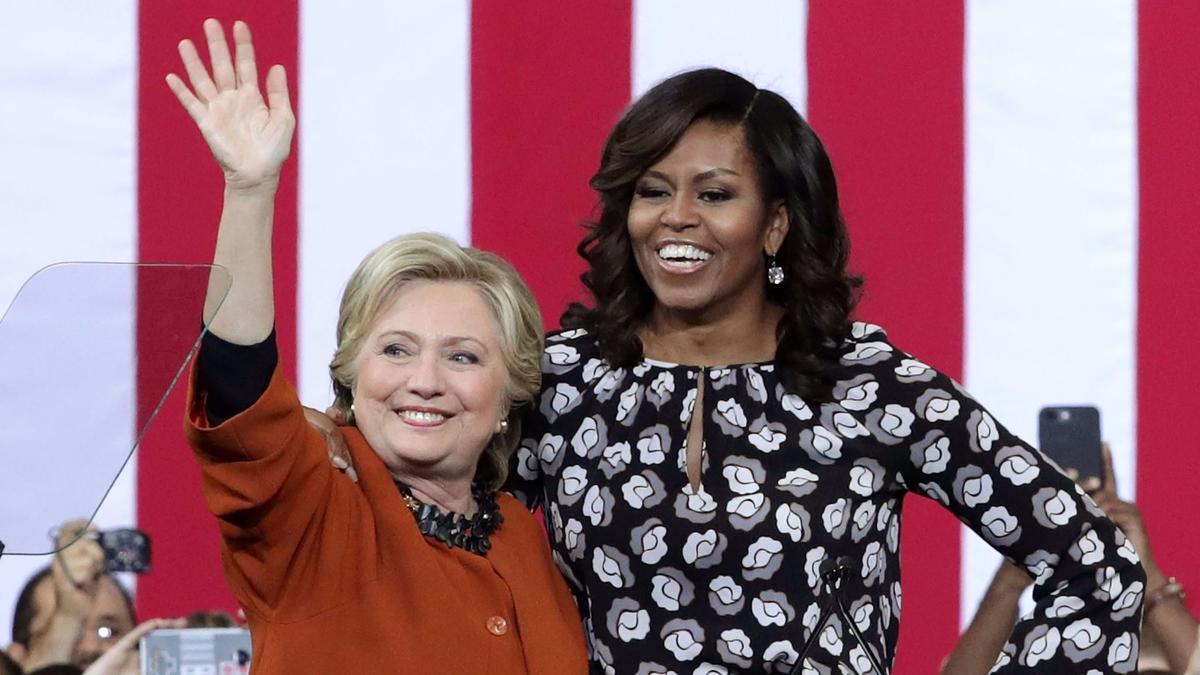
882, 348, 1145, 673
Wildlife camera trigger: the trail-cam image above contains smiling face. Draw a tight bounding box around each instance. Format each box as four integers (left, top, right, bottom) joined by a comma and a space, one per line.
627, 119, 789, 322
351, 280, 509, 483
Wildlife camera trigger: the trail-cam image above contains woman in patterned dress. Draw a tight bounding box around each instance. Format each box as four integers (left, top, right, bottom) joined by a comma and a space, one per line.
502, 68, 1145, 674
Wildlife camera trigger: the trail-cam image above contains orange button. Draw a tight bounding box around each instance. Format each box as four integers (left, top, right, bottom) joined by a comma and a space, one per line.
486, 616, 508, 636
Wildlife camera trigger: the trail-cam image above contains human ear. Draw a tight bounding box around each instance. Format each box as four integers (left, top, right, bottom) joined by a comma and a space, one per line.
763, 200, 790, 255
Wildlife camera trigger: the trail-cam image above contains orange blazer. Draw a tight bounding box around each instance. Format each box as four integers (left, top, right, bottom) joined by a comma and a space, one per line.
185, 365, 588, 674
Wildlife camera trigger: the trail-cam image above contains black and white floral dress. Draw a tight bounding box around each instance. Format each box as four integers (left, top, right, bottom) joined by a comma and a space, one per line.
507, 323, 1144, 674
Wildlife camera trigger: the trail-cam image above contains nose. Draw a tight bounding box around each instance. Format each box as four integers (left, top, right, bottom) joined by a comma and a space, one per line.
405, 352, 445, 398
75, 630, 105, 665
661, 194, 699, 230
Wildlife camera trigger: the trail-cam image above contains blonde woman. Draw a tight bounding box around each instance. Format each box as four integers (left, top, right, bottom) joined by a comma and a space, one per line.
170, 19, 586, 673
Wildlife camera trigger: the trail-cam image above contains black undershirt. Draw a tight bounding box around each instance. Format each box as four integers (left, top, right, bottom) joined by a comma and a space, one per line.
197, 329, 277, 426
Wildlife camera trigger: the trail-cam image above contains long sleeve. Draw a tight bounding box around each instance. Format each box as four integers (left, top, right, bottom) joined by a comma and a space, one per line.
876, 339, 1145, 672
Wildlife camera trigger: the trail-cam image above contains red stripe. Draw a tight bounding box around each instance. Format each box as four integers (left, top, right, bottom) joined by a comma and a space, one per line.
806, 3, 965, 672
1137, 2, 1200, 613
469, 1, 632, 328
136, 3, 299, 620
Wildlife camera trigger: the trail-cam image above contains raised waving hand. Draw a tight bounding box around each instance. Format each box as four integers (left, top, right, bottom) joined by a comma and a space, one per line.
167, 19, 294, 188
167, 19, 289, 344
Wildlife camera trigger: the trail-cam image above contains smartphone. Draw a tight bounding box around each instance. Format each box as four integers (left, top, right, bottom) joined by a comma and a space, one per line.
1037, 405, 1103, 488
141, 628, 251, 675
94, 528, 152, 574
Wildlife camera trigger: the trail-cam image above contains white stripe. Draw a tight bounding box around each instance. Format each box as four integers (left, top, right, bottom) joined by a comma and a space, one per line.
297, 2, 472, 405
0, 1, 138, 643
961, 0, 1137, 626
632, 0, 808, 113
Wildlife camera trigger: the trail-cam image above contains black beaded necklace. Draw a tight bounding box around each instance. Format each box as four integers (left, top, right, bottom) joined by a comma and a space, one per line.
395, 481, 503, 556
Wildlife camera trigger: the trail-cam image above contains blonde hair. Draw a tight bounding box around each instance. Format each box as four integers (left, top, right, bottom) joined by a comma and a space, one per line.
329, 233, 543, 490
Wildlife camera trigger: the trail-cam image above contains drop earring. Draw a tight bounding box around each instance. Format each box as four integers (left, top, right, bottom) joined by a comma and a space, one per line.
767, 255, 784, 285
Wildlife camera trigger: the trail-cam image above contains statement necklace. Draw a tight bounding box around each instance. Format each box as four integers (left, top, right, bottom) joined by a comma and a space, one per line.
395, 482, 503, 556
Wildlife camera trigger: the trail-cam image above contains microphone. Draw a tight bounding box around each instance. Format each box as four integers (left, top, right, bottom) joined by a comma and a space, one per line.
790, 556, 884, 675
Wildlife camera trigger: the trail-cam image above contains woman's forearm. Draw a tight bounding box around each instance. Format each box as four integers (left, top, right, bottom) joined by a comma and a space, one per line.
941, 583, 1023, 675
204, 181, 278, 345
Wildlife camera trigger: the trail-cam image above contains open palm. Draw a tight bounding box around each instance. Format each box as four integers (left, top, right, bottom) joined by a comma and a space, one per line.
167, 19, 294, 189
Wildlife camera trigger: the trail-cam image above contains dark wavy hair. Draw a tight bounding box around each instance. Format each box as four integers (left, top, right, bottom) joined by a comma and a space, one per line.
562, 67, 862, 400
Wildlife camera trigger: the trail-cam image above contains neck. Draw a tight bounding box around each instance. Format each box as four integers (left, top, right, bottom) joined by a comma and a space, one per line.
641, 297, 783, 366
396, 473, 477, 516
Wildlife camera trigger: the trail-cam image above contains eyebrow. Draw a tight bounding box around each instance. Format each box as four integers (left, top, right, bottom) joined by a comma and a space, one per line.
377, 330, 490, 352
641, 168, 742, 184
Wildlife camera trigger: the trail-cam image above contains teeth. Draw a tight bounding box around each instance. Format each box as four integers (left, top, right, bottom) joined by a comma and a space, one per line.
657, 243, 712, 262
399, 410, 446, 423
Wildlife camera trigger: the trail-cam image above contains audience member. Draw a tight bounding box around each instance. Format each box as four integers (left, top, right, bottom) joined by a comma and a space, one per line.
4, 521, 134, 673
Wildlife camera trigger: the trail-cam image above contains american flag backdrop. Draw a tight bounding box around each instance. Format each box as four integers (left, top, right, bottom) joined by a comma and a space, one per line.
1, 2, 1198, 673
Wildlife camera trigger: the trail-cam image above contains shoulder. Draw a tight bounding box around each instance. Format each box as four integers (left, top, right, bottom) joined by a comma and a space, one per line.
541, 327, 607, 384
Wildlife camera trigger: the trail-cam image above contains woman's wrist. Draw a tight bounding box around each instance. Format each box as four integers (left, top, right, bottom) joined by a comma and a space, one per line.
224, 176, 280, 197
1145, 576, 1186, 616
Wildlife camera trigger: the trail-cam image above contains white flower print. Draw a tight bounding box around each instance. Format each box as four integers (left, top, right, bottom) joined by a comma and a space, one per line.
980, 506, 1021, 546
1071, 528, 1106, 565
838, 378, 879, 412
559, 465, 589, 502
894, 357, 933, 380
637, 524, 669, 565
593, 546, 627, 588
917, 388, 960, 422
842, 340, 893, 365
715, 398, 747, 428
1062, 618, 1105, 662
545, 343, 579, 367
879, 404, 915, 439
748, 421, 786, 453
1046, 595, 1085, 619
741, 536, 783, 581
661, 619, 704, 662
913, 433, 951, 475
804, 546, 827, 590
601, 442, 632, 475
781, 392, 814, 421
708, 575, 744, 615
622, 473, 653, 508
650, 568, 694, 612
762, 641, 798, 669
571, 417, 602, 457
1022, 626, 1062, 667
722, 464, 761, 495
968, 409, 999, 453
1107, 631, 1138, 673
752, 594, 789, 627
995, 445, 1040, 485
822, 498, 850, 537
683, 530, 720, 565
616, 383, 643, 424
638, 433, 667, 465
828, 409, 871, 439
777, 467, 820, 498
1033, 487, 1078, 528
774, 503, 811, 543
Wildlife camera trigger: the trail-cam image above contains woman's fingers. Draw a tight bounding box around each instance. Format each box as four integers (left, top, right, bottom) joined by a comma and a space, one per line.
165, 73, 206, 124
203, 18, 237, 92
1100, 442, 1118, 495
264, 64, 292, 118
176, 38, 218, 103
232, 20, 258, 90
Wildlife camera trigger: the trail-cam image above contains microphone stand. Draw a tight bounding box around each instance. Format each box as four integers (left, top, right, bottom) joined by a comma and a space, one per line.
790, 559, 885, 675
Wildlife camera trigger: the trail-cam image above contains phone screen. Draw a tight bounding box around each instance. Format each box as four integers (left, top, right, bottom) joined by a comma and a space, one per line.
1037, 405, 1103, 486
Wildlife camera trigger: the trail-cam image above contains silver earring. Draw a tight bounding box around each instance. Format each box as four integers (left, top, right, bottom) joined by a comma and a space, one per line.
767, 255, 784, 285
